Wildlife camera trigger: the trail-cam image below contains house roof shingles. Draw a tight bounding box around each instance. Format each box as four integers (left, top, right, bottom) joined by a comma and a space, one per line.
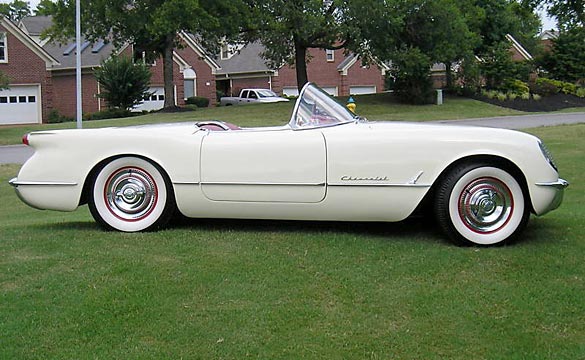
216, 41, 274, 76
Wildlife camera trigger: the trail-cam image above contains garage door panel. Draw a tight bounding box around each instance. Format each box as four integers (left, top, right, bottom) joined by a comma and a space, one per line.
0, 85, 41, 125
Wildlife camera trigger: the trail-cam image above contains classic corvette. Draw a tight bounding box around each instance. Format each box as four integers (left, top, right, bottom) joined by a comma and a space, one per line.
10, 83, 568, 246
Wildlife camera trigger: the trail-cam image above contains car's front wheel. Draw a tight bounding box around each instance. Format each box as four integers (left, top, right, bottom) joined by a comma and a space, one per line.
435, 163, 530, 246
89, 156, 175, 232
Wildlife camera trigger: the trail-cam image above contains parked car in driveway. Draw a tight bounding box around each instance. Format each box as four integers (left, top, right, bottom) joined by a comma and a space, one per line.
10, 83, 567, 246
220, 88, 289, 106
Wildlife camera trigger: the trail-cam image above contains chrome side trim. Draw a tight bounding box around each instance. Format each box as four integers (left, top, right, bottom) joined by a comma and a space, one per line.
328, 183, 431, 188
408, 171, 424, 185
535, 179, 569, 189
202, 181, 326, 186
171, 180, 430, 188
9, 178, 78, 187
173, 181, 200, 185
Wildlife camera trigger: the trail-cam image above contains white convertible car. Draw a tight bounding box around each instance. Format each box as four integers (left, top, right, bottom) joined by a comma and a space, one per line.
10, 83, 568, 246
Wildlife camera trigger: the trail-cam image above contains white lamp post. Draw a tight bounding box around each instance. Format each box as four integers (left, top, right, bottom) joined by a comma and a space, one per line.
75, 0, 82, 129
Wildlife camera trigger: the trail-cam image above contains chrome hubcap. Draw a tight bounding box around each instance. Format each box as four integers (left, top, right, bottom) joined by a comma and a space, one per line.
458, 177, 513, 234
105, 167, 157, 221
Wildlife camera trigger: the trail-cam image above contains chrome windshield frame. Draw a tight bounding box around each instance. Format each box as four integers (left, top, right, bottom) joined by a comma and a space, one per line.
288, 83, 357, 130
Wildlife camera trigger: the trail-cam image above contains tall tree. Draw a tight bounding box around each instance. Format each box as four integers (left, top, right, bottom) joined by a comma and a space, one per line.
395, 0, 479, 88
0, 0, 31, 22
543, 0, 584, 29
539, 26, 585, 82
463, 0, 541, 54
46, 0, 248, 109
35, 0, 58, 16
245, 0, 401, 91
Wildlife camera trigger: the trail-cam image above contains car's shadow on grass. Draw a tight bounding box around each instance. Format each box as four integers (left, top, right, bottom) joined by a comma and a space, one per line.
171, 215, 447, 245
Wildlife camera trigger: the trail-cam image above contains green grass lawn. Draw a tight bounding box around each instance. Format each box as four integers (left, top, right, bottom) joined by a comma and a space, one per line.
4, 93, 583, 146
1, 123, 584, 359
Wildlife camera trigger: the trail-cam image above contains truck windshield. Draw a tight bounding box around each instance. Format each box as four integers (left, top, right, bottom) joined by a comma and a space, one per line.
257, 90, 278, 98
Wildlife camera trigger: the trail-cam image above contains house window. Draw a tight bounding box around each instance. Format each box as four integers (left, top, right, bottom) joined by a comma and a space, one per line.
220, 44, 230, 60
184, 79, 195, 98
133, 47, 157, 66
326, 49, 334, 62
0, 33, 7, 62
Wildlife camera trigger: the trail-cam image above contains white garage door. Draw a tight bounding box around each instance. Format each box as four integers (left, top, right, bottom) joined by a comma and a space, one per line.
132, 87, 165, 112
349, 86, 376, 95
283, 86, 338, 97
0, 85, 41, 125
282, 87, 299, 97
321, 87, 338, 96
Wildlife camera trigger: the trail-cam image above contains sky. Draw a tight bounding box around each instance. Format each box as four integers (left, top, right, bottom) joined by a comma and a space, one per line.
5, 0, 559, 32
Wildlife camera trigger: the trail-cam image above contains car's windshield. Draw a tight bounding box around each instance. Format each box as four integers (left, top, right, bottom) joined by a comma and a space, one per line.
289, 83, 356, 129
257, 90, 278, 98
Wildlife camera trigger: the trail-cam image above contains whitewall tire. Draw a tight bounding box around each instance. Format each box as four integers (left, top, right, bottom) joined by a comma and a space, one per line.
435, 163, 529, 246
89, 157, 175, 232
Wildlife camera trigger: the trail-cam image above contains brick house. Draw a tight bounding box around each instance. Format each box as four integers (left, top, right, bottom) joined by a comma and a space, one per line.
0, 16, 59, 125
216, 41, 389, 98
1, 15, 220, 125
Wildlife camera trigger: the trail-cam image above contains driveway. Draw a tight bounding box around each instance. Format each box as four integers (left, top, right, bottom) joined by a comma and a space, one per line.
0, 145, 35, 165
1, 112, 584, 165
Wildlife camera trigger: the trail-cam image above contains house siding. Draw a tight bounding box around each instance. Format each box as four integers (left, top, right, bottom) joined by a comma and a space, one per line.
0, 23, 53, 123
51, 71, 100, 119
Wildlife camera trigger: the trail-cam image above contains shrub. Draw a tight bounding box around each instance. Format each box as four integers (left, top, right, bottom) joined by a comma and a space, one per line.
496, 92, 508, 101
185, 96, 210, 108
520, 92, 531, 100
94, 56, 152, 111
532, 94, 542, 101
85, 108, 132, 121
576, 87, 585, 98
507, 92, 518, 100
47, 109, 74, 124
216, 90, 225, 101
532, 78, 560, 96
502, 79, 530, 96
533, 78, 581, 96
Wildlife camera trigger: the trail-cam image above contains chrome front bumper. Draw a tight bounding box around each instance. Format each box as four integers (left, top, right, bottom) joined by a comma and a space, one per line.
536, 178, 569, 214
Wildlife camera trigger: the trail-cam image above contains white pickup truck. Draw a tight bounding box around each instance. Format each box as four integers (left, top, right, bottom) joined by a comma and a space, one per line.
220, 89, 290, 106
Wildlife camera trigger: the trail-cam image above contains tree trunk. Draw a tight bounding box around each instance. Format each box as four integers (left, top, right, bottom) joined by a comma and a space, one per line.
294, 38, 309, 92
162, 33, 176, 109
444, 62, 453, 89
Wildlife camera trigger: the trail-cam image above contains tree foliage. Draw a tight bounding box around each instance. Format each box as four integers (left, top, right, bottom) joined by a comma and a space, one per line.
480, 42, 533, 89
0, 0, 31, 22
541, 0, 584, 29
47, 0, 248, 109
244, 0, 401, 91
539, 27, 585, 83
94, 56, 152, 111
390, 47, 434, 104
35, 0, 58, 16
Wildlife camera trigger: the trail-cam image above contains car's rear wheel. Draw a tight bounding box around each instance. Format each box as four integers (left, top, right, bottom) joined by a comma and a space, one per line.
89, 156, 175, 232
435, 163, 529, 246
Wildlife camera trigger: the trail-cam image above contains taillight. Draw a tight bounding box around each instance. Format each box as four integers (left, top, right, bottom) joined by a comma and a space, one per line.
22, 133, 30, 146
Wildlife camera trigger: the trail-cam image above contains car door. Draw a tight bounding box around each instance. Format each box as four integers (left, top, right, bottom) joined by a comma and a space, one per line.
200, 129, 326, 203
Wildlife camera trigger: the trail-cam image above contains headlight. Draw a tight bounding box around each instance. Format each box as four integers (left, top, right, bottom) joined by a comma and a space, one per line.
539, 141, 558, 172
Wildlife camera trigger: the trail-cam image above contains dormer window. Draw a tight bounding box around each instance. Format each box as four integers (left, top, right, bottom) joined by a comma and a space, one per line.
326, 49, 334, 62
220, 44, 230, 60
0, 33, 7, 62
